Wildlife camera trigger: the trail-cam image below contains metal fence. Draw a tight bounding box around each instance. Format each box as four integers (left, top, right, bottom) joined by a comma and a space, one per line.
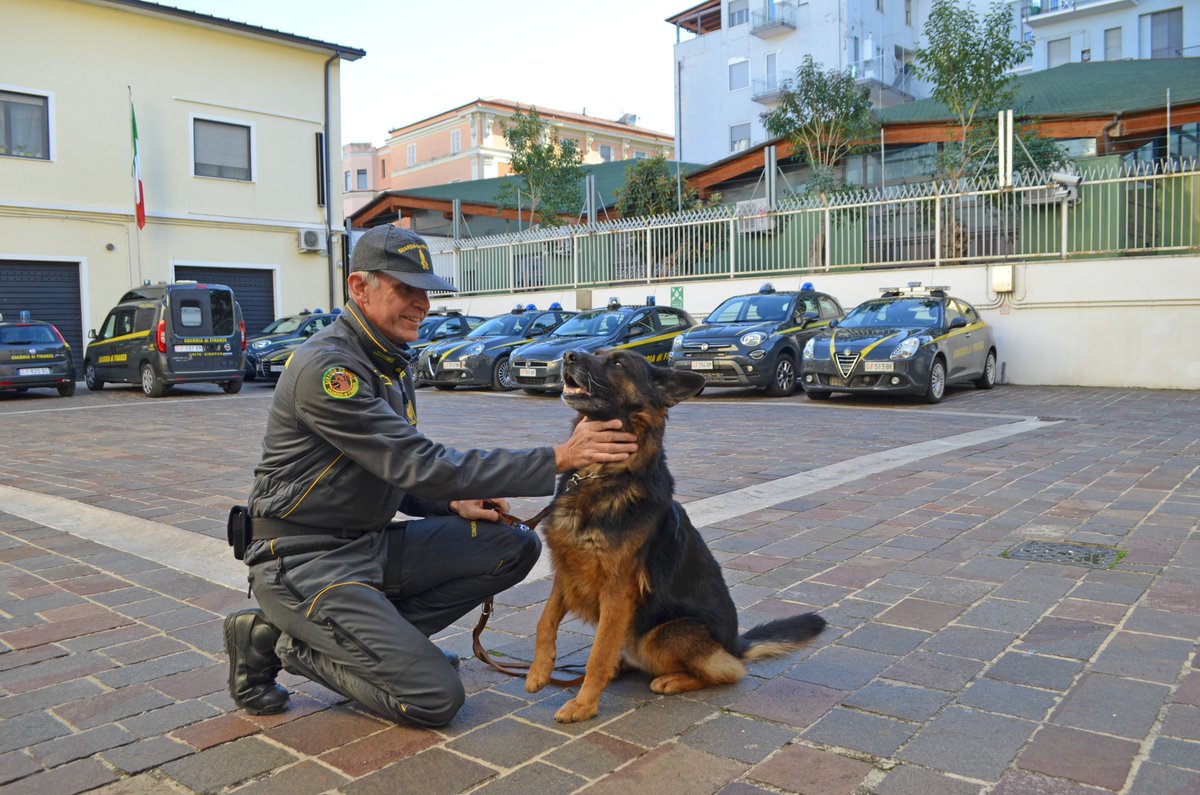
427, 160, 1200, 296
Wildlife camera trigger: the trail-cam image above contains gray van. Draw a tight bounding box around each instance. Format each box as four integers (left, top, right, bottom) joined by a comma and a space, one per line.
84, 282, 245, 397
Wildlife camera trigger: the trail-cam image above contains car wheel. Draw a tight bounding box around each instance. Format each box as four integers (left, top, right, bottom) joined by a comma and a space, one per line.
141, 363, 166, 398
57, 381, 76, 397
223, 379, 243, 394
975, 349, 997, 390
764, 354, 796, 397
84, 362, 104, 391
923, 358, 946, 404
492, 356, 516, 391
804, 388, 831, 401
434, 384, 456, 391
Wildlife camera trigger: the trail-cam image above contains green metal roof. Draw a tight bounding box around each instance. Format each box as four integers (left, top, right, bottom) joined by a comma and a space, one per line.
879, 59, 1200, 124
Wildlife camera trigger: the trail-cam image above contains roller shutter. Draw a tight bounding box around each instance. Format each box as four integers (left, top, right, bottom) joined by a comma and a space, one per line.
174, 266, 275, 337
0, 260, 83, 373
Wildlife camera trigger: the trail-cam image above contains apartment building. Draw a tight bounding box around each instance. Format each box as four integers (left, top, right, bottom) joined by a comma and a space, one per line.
1013, 0, 1197, 72
1, 0, 362, 350
341, 99, 675, 219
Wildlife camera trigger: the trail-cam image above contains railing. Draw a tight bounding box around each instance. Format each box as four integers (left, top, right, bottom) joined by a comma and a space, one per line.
426, 160, 1200, 296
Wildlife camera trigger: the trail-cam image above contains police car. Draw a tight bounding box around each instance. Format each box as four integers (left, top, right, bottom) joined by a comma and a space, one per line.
245, 309, 338, 380
0, 312, 76, 397
417, 303, 575, 391
801, 283, 998, 404
510, 299, 695, 394
668, 283, 843, 397
409, 309, 487, 355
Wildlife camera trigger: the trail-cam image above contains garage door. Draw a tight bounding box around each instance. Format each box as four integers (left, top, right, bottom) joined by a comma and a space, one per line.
0, 261, 83, 373
174, 266, 275, 337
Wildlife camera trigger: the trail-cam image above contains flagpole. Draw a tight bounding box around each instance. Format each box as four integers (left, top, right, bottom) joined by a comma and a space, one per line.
129, 86, 145, 287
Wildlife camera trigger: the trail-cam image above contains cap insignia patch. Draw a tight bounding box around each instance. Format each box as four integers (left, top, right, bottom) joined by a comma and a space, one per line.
322, 366, 359, 399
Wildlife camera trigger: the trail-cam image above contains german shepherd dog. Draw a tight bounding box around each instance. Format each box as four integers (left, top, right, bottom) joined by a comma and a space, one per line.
525, 349, 826, 723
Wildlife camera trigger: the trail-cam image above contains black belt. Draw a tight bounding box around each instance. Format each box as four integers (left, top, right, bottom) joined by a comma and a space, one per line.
250, 515, 369, 542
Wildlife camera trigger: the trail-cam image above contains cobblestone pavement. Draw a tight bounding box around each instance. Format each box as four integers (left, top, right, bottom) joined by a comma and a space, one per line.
0, 380, 1197, 794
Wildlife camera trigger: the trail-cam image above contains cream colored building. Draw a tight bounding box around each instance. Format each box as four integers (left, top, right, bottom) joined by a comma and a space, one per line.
342, 99, 675, 220
0, 0, 363, 356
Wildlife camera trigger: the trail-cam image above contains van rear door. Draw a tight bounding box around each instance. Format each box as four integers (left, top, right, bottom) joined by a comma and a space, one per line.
165, 286, 242, 376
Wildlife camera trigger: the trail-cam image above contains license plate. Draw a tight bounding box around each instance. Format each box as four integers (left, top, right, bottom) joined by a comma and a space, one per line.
519, 368, 537, 377
442, 361, 463, 370
690, 360, 714, 370
174, 344, 203, 353
864, 361, 894, 372
18, 367, 51, 376
270, 364, 284, 373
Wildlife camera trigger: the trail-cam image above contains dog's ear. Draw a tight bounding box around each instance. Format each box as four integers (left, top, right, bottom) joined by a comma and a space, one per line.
649, 364, 705, 407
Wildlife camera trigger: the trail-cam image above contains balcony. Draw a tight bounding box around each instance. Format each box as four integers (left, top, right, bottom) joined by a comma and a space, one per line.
751, 2, 796, 38
1025, 0, 1139, 29
752, 73, 789, 103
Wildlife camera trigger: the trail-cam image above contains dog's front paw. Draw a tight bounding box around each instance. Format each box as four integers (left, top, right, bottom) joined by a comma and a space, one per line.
525, 666, 551, 693
554, 697, 598, 723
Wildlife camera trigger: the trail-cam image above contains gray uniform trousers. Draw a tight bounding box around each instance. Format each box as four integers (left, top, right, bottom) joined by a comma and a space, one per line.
247, 514, 540, 727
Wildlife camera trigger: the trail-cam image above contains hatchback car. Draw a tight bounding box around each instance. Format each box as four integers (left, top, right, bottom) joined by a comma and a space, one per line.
510, 300, 695, 394
668, 283, 843, 397
800, 283, 997, 403
245, 309, 338, 380
409, 310, 487, 355
0, 313, 75, 397
417, 304, 575, 391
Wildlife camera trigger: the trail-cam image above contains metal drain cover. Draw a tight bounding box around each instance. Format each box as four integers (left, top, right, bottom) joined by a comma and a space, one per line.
1004, 541, 1120, 569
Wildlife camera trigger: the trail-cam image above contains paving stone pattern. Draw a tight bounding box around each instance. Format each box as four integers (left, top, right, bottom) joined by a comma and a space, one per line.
0, 383, 1197, 793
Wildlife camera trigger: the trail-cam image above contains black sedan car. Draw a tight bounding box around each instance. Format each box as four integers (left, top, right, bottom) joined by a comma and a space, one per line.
510, 301, 695, 394
668, 283, 843, 397
800, 284, 997, 404
0, 313, 75, 397
409, 310, 487, 355
245, 310, 338, 380
417, 304, 575, 391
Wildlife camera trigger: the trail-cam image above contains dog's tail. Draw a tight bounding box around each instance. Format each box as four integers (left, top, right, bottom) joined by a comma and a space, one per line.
737, 613, 826, 661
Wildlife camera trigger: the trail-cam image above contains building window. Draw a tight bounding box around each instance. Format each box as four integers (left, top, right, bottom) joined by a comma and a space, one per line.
1047, 37, 1070, 68
356, 169, 367, 190
730, 122, 751, 153
193, 117, 252, 180
380, 159, 386, 179
344, 171, 351, 191
450, 129, 461, 154
905, 0, 912, 25
876, 0, 884, 11
728, 58, 750, 91
314, 132, 325, 206
634, 151, 648, 159
406, 143, 416, 167
1144, 8, 1182, 59
729, 0, 748, 27
599, 144, 613, 162
0, 89, 51, 160
1105, 27, 1122, 61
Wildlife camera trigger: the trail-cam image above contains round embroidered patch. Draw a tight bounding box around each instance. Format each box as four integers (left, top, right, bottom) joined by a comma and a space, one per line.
322, 367, 359, 399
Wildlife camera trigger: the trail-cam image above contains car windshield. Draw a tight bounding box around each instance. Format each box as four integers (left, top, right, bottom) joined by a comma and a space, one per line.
417, 317, 446, 339
259, 316, 306, 335
839, 298, 943, 329
0, 325, 57, 345
469, 314, 531, 337
553, 310, 625, 338
704, 294, 793, 324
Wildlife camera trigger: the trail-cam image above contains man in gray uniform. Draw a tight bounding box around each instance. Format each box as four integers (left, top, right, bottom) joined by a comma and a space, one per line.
223, 224, 637, 727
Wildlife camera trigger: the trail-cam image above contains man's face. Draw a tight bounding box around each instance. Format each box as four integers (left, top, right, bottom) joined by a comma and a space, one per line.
350, 271, 430, 345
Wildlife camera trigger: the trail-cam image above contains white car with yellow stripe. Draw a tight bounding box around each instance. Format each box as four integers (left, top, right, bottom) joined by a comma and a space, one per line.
510, 300, 695, 394
800, 284, 997, 404
668, 283, 843, 397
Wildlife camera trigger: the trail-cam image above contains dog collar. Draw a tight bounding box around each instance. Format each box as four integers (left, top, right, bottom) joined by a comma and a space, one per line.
563, 471, 603, 491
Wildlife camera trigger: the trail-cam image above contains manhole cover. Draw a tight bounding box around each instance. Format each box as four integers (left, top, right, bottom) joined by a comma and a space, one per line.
1004, 541, 1121, 569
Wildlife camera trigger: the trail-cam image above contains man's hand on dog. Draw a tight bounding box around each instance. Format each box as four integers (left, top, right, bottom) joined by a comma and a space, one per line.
449, 499, 510, 522
554, 419, 638, 472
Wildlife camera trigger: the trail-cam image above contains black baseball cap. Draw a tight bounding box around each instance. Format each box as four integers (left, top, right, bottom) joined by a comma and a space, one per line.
350, 225, 457, 292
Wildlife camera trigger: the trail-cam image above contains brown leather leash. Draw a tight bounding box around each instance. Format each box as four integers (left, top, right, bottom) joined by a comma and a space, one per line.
472, 501, 585, 686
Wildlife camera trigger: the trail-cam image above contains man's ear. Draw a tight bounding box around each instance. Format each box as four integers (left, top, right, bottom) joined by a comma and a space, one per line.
650, 364, 705, 407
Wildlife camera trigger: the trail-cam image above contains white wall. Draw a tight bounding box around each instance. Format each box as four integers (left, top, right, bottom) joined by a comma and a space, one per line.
439, 254, 1200, 390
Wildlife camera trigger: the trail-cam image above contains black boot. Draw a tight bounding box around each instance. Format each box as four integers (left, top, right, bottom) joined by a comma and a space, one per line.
224, 608, 289, 715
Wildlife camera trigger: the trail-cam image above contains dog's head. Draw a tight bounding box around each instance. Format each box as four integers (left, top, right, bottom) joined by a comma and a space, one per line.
561, 349, 705, 420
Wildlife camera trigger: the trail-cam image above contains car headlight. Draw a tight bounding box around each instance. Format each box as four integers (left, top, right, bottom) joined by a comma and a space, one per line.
803, 338, 816, 360
890, 337, 921, 360
740, 332, 765, 347
252, 340, 271, 350
464, 343, 485, 357
672, 335, 683, 350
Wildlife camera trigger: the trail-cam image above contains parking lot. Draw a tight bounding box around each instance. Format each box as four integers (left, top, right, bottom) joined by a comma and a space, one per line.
1, 380, 1198, 793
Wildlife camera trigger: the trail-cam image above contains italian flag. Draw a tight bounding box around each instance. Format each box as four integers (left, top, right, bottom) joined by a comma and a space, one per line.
131, 103, 145, 229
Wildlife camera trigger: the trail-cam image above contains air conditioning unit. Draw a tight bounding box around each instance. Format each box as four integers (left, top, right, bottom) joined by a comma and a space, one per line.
736, 198, 776, 234
298, 228, 327, 253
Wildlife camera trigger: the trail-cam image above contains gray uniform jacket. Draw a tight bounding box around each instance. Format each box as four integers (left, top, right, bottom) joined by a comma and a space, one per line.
247, 300, 557, 534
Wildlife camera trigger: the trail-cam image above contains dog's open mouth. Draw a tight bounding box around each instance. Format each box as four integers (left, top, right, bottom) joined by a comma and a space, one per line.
562, 371, 591, 397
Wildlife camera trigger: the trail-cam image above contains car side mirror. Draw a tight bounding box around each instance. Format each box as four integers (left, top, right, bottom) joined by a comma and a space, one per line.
829, 318, 839, 328
801, 311, 819, 325
88, 329, 97, 339
949, 317, 967, 330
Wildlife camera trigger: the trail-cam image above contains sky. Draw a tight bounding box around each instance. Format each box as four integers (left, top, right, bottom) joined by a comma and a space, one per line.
178, 0, 690, 146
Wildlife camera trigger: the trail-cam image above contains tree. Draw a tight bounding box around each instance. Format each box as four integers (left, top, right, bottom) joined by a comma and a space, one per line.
613, 155, 718, 218
760, 55, 878, 193
494, 108, 585, 228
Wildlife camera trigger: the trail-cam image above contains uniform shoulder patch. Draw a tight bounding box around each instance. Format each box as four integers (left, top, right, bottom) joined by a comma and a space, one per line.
321, 366, 360, 399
